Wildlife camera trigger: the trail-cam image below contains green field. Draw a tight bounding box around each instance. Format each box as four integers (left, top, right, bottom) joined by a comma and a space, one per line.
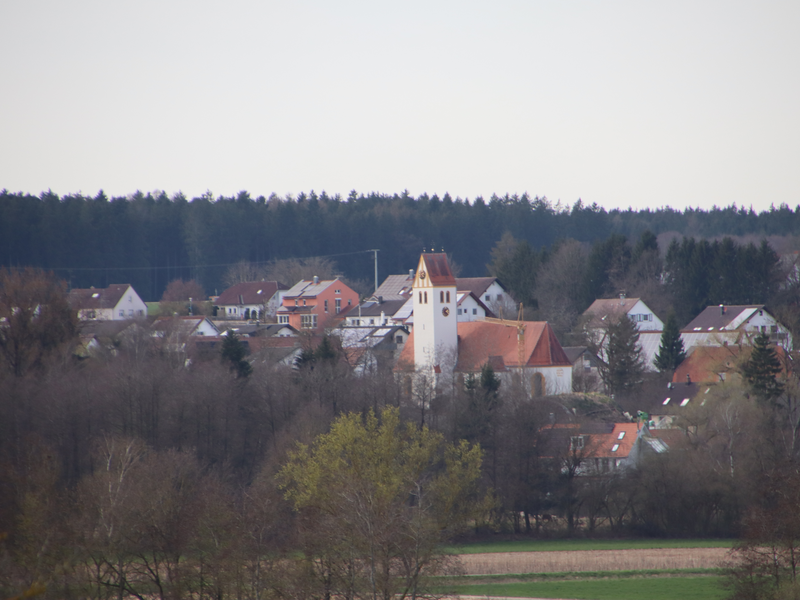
446, 575, 727, 600
447, 538, 735, 554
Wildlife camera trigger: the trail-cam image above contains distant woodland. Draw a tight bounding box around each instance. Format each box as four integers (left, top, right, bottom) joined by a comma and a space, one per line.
2, 189, 800, 302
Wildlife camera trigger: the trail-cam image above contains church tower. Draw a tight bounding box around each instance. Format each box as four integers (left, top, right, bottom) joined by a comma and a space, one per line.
412, 253, 458, 374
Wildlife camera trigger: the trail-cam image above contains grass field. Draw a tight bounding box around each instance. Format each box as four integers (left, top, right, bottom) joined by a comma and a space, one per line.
447, 538, 735, 554
446, 575, 727, 600
438, 539, 733, 599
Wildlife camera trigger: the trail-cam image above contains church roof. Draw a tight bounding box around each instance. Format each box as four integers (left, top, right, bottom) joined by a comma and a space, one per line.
395, 320, 571, 372
420, 254, 456, 286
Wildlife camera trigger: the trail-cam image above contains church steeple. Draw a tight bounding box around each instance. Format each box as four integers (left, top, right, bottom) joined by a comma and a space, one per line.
412, 253, 457, 374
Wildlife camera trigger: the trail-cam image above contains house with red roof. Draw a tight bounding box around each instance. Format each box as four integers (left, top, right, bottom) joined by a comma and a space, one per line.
68, 284, 147, 321
395, 253, 572, 397
276, 276, 359, 333
215, 280, 288, 320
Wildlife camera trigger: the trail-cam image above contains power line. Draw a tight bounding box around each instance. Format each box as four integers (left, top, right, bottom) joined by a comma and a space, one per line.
43, 249, 379, 273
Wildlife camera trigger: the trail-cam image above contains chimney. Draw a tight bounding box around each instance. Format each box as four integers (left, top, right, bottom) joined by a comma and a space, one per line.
720, 304, 725, 315
409, 269, 414, 278
686, 374, 692, 385
313, 276, 319, 285
378, 296, 383, 304
619, 292, 626, 305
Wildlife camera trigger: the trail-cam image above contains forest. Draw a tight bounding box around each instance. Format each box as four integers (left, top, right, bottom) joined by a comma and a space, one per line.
2, 188, 800, 302
3, 190, 800, 599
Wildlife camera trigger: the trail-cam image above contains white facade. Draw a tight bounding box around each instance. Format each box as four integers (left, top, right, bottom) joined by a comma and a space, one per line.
455, 292, 487, 322
627, 299, 663, 331
412, 255, 458, 373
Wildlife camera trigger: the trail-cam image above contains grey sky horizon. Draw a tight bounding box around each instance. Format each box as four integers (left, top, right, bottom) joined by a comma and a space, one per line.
2, 1, 798, 213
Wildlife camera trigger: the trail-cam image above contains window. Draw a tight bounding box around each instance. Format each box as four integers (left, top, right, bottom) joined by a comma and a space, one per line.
440, 291, 444, 303
128, 309, 134, 317
335, 298, 341, 313
137, 310, 144, 316
301, 314, 317, 329
119, 310, 124, 317
446, 291, 450, 303
303, 299, 306, 306
485, 294, 490, 302
570, 436, 585, 451
369, 318, 375, 325
457, 308, 462, 315
497, 294, 502, 301
424, 291, 428, 304
419, 292, 423, 304
617, 431, 625, 440
278, 315, 289, 324
324, 300, 328, 312
395, 335, 403, 344
611, 444, 620, 452
472, 308, 477, 315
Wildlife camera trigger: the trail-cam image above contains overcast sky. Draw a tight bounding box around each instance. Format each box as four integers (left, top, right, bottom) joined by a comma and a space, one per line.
2, 1, 798, 212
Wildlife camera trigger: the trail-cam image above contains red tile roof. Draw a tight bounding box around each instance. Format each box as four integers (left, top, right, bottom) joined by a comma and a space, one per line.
672, 345, 742, 384
420, 254, 456, 286
396, 320, 571, 372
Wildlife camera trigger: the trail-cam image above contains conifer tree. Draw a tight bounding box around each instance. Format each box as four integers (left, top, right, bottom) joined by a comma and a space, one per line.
220, 331, 252, 378
741, 332, 783, 402
600, 315, 646, 396
654, 312, 686, 373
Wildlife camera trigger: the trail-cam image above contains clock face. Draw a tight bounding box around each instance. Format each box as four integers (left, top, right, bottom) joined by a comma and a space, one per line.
419, 271, 426, 279
442, 307, 450, 317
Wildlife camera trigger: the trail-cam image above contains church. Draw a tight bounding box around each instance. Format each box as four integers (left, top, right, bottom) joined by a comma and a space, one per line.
395, 253, 572, 396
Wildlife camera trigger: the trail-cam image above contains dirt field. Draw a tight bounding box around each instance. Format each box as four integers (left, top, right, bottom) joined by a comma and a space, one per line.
458, 547, 731, 575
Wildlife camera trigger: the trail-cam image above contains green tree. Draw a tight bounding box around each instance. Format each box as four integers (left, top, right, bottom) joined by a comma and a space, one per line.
278, 407, 486, 600
741, 332, 784, 402
220, 331, 252, 378
598, 315, 646, 397
654, 311, 686, 373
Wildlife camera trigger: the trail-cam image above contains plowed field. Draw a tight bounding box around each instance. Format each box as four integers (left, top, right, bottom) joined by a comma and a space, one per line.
458, 547, 730, 574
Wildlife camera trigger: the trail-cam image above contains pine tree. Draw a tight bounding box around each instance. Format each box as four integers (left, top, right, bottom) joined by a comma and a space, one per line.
741, 332, 783, 401
220, 331, 252, 378
600, 315, 646, 397
654, 311, 686, 373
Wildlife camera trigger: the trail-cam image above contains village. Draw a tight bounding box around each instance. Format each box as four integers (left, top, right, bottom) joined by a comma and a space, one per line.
66, 250, 794, 482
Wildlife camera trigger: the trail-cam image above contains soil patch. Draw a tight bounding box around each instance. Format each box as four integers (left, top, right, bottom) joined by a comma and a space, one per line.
458, 547, 730, 575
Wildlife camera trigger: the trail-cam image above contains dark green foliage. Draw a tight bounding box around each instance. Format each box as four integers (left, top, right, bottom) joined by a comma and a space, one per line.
741, 332, 784, 402
599, 315, 646, 396
654, 312, 686, 373
583, 234, 631, 308
221, 331, 252, 378
487, 232, 541, 308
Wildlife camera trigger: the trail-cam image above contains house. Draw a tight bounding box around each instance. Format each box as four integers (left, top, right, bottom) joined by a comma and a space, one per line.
455, 277, 516, 318
222, 323, 298, 338
68, 284, 148, 321
331, 325, 410, 374
541, 421, 677, 476
562, 346, 603, 393
276, 276, 359, 333
343, 298, 407, 327
455, 291, 495, 322
582, 295, 663, 369
680, 304, 792, 351
395, 253, 572, 397
151, 315, 221, 338
372, 271, 416, 301
215, 281, 288, 320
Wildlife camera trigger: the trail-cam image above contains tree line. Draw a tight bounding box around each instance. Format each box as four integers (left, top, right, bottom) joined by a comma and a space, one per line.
2, 188, 800, 301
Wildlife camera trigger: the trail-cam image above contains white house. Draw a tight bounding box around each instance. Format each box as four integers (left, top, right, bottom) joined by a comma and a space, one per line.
582, 295, 663, 369
68, 284, 148, 321
680, 304, 793, 351
215, 281, 288, 320
456, 277, 516, 318
455, 291, 494, 322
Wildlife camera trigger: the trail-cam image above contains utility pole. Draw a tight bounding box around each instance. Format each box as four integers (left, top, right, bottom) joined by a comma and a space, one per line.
369, 249, 379, 293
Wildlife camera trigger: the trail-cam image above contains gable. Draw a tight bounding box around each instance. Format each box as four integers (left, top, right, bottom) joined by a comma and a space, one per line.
415, 254, 456, 288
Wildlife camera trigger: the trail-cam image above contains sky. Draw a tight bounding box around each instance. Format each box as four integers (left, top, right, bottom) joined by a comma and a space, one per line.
2, 1, 799, 213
